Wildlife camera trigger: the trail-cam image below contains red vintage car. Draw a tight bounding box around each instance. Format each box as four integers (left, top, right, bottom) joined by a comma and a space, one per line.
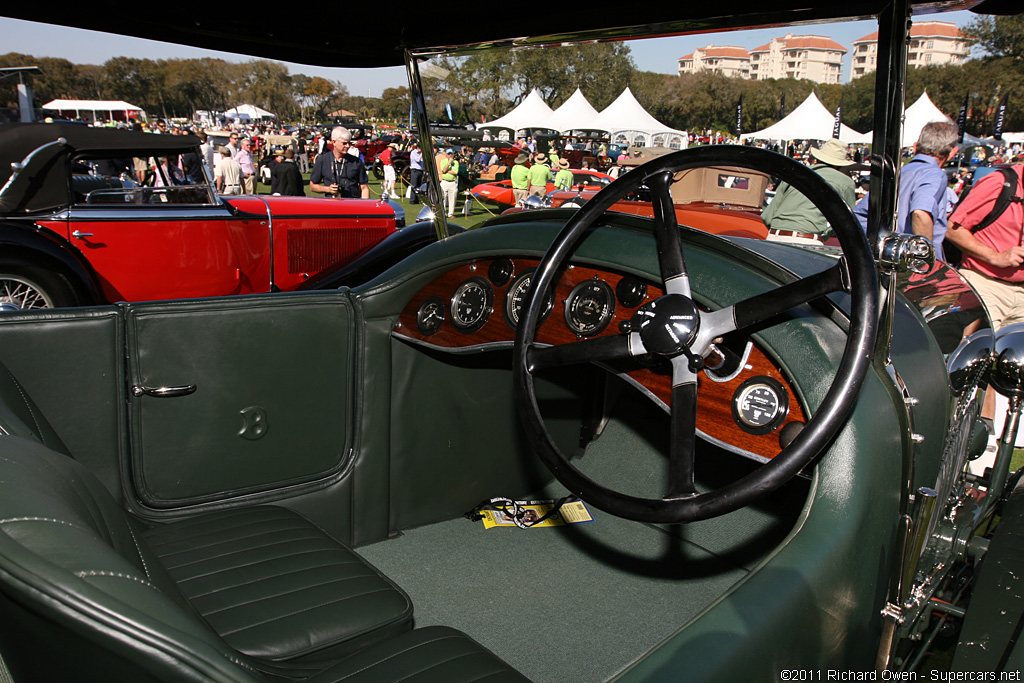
0, 123, 399, 309
471, 168, 613, 207
521, 164, 770, 240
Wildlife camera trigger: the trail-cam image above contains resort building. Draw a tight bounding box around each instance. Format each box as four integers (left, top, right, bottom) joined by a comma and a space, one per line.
749, 34, 847, 84
677, 45, 752, 79
851, 21, 968, 79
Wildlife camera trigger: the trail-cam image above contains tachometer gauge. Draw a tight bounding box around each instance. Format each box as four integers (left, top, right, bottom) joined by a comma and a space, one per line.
450, 277, 493, 333
564, 279, 615, 337
731, 376, 790, 435
415, 296, 445, 335
504, 269, 554, 330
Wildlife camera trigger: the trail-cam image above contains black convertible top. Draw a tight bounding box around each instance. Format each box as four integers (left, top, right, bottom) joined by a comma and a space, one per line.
1, 0, 1007, 69
0, 123, 201, 214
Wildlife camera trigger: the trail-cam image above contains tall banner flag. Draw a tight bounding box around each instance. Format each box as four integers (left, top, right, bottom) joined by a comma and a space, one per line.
993, 93, 1010, 140
735, 94, 744, 138
956, 92, 969, 143
832, 94, 844, 139
779, 93, 786, 121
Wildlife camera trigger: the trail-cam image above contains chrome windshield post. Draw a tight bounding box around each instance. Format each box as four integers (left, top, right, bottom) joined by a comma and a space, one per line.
405, 50, 449, 242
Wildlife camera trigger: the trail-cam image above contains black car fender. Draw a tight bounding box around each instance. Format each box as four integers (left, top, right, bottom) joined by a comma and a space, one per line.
0, 221, 101, 304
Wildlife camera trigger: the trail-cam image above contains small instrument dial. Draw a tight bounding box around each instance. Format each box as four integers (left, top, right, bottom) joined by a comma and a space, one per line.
731, 376, 790, 435
450, 277, 493, 333
505, 269, 553, 329
416, 296, 445, 335
564, 279, 615, 337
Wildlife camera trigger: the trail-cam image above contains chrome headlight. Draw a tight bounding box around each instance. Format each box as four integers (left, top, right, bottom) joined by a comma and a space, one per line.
947, 328, 995, 395
992, 323, 1024, 398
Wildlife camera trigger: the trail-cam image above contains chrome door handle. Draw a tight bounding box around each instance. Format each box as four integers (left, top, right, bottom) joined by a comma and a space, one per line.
72, 230, 94, 238
131, 385, 197, 398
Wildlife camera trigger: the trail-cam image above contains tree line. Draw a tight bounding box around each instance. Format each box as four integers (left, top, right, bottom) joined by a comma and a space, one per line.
2, 16, 1021, 136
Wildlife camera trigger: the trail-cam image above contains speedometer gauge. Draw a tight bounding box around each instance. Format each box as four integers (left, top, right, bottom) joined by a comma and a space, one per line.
450, 277, 493, 333
504, 269, 553, 330
564, 279, 615, 337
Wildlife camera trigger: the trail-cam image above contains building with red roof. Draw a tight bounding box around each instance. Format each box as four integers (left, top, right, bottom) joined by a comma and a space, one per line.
677, 45, 752, 79
749, 34, 847, 84
851, 21, 968, 79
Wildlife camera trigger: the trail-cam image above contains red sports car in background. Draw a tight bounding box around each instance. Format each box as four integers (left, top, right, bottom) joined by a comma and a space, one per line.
471, 169, 613, 207
0, 123, 400, 309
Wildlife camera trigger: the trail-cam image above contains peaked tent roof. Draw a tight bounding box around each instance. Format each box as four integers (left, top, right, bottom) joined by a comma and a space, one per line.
740, 92, 868, 143
225, 103, 276, 119
42, 99, 143, 112
479, 90, 556, 133
545, 88, 601, 133
589, 88, 686, 138
901, 91, 953, 147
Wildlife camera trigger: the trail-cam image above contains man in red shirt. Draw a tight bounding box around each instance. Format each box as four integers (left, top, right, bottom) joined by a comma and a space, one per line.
945, 165, 1024, 330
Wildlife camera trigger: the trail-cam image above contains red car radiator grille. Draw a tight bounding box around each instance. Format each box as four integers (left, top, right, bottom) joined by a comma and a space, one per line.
287, 224, 391, 274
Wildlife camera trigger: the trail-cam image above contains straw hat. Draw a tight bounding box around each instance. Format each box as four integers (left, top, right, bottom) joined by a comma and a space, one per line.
557, 158, 570, 169
514, 153, 529, 164
810, 139, 854, 167
533, 153, 548, 164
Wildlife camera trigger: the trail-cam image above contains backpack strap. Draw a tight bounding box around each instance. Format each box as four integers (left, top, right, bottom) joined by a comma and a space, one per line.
972, 167, 1023, 233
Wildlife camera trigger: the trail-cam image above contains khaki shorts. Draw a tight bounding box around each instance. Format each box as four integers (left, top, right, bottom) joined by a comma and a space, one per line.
961, 268, 1024, 330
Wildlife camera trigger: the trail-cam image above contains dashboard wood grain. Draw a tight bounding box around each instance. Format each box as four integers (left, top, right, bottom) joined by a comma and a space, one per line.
393, 258, 807, 461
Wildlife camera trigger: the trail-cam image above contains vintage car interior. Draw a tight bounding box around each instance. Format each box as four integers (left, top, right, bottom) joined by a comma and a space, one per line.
0, 0, 1021, 681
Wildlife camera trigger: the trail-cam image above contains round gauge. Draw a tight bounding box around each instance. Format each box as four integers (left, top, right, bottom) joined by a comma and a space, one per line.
416, 296, 445, 335
731, 376, 790, 435
616, 275, 648, 309
504, 269, 554, 330
450, 277, 494, 333
488, 258, 515, 288
564, 279, 616, 337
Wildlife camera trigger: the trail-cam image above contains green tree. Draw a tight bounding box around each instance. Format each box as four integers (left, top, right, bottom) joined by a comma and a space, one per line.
964, 15, 1024, 60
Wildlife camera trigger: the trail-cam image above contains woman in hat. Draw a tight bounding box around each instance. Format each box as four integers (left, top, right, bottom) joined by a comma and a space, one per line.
762, 138, 857, 244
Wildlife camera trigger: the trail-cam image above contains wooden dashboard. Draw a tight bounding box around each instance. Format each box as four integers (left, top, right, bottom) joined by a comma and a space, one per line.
392, 257, 807, 462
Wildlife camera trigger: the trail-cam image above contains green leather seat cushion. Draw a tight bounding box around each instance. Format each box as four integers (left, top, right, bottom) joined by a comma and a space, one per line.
143, 506, 413, 662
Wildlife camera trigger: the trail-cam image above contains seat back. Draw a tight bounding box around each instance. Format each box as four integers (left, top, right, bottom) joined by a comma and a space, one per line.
0, 436, 262, 682
0, 360, 71, 455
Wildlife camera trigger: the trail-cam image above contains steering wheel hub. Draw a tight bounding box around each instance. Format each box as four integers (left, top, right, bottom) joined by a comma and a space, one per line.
631, 294, 700, 356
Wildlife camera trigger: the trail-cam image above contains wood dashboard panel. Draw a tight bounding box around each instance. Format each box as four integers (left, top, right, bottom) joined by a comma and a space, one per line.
392, 257, 806, 461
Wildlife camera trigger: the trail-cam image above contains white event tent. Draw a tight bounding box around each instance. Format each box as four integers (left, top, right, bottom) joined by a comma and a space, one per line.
42, 99, 144, 122
589, 88, 688, 149
225, 104, 276, 122
478, 90, 555, 139
740, 92, 868, 144
479, 88, 687, 148
900, 92, 953, 148
544, 88, 601, 133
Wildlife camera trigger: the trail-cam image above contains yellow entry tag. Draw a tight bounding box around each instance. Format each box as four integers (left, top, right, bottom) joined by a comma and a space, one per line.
479, 500, 594, 529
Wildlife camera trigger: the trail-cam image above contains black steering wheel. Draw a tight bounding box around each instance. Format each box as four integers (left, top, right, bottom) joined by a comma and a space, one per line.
512, 145, 879, 523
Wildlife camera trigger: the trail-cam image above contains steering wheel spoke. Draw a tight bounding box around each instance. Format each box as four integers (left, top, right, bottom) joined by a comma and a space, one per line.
526, 334, 635, 373
648, 171, 690, 296
667, 378, 699, 498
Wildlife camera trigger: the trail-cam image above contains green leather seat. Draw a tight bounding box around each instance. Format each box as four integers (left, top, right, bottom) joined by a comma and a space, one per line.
0, 359, 530, 682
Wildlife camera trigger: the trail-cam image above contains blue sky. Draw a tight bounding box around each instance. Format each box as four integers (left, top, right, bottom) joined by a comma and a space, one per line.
0, 11, 976, 99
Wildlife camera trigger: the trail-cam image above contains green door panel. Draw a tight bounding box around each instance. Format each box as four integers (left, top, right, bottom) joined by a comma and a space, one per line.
0, 308, 125, 499
125, 293, 356, 508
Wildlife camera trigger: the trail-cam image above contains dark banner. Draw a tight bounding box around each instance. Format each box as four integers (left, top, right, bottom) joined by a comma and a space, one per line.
735, 94, 744, 137
832, 94, 844, 139
993, 92, 1010, 140
956, 92, 969, 143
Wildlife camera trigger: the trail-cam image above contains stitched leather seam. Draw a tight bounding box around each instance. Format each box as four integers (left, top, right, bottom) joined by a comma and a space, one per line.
328, 635, 464, 681
2, 368, 47, 446
199, 574, 392, 617
0, 516, 92, 533
146, 515, 308, 551
390, 652, 491, 683
155, 529, 323, 564
185, 560, 355, 600
224, 653, 262, 675
125, 524, 153, 583
172, 548, 349, 583
218, 587, 397, 637
76, 570, 157, 590
462, 666, 515, 683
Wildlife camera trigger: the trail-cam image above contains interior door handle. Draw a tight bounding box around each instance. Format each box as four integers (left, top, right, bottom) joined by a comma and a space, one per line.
132, 385, 197, 398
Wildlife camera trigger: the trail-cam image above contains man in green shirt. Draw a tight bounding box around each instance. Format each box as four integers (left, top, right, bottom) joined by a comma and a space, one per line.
528, 153, 551, 198
762, 138, 857, 244
553, 158, 574, 191
510, 153, 530, 206
438, 148, 460, 218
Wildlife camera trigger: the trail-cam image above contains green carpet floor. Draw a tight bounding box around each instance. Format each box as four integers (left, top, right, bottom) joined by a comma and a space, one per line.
358, 404, 807, 682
